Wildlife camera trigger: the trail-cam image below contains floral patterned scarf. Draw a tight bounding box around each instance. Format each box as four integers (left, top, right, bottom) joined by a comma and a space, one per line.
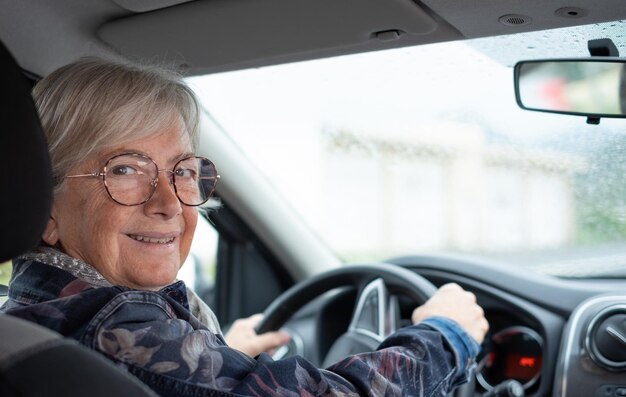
18, 246, 222, 335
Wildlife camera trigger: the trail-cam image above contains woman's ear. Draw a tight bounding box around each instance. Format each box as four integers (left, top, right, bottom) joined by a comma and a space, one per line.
42, 216, 59, 245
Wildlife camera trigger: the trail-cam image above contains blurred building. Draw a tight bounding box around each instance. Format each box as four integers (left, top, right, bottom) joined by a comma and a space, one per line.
319, 122, 586, 258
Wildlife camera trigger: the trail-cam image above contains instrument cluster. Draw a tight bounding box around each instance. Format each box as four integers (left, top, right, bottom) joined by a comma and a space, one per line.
477, 325, 544, 392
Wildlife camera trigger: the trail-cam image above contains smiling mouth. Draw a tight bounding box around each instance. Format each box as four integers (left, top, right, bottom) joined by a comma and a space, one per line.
128, 234, 176, 244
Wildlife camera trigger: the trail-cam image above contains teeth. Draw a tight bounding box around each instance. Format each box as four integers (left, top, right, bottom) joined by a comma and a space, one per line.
129, 235, 174, 244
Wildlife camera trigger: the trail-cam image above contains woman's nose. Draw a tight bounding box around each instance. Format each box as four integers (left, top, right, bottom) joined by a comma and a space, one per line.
145, 171, 182, 217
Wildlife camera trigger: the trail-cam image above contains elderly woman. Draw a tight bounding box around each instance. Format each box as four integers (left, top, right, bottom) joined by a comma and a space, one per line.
1, 57, 488, 396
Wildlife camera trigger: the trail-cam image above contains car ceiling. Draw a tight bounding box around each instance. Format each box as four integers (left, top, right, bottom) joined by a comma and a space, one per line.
2, 0, 626, 78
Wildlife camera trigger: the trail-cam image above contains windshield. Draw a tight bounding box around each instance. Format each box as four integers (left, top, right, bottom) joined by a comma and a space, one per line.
188, 21, 626, 278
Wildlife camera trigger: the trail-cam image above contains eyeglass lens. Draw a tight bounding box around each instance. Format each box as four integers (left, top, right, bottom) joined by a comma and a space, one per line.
104, 154, 217, 206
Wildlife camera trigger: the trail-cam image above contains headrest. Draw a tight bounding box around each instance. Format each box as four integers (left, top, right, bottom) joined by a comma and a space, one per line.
0, 41, 52, 262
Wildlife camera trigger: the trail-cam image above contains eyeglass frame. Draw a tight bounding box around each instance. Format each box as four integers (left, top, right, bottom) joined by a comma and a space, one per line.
65, 152, 220, 206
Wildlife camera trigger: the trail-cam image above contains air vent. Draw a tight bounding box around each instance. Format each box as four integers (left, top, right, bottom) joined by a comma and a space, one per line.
498, 14, 532, 27
586, 305, 626, 371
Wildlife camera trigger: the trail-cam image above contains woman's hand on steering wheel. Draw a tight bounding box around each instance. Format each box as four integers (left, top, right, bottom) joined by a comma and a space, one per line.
411, 283, 489, 344
225, 314, 291, 357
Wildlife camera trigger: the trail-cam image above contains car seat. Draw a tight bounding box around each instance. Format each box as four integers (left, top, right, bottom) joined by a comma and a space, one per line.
0, 39, 157, 397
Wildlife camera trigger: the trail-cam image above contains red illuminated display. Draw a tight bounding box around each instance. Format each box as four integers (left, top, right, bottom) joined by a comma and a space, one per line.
504, 354, 542, 381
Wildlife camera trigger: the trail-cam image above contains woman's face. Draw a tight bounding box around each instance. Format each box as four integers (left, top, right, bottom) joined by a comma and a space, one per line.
44, 125, 198, 290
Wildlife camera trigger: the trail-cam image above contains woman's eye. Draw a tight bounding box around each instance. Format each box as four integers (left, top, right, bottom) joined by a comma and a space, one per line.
175, 168, 196, 179
110, 165, 138, 176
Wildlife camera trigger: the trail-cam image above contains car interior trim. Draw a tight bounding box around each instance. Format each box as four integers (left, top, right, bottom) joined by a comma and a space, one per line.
347, 278, 387, 343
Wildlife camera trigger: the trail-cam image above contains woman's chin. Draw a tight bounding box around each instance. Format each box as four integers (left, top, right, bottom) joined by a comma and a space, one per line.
121, 260, 181, 290
132, 274, 178, 290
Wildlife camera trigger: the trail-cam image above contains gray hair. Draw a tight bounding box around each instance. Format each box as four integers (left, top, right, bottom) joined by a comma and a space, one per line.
32, 57, 200, 191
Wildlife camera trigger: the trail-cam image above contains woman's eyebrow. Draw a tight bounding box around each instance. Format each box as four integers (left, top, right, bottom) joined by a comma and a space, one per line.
170, 151, 196, 163
99, 148, 148, 160
97, 150, 196, 166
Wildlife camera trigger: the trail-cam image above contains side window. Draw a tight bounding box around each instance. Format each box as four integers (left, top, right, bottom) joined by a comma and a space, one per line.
180, 206, 294, 325
208, 203, 295, 325
177, 214, 219, 307
0, 260, 10, 302
0, 261, 10, 286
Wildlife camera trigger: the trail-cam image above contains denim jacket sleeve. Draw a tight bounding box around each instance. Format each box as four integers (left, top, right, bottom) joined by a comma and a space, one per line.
417, 316, 481, 387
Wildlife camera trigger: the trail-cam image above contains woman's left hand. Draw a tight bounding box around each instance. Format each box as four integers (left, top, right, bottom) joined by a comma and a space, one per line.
225, 313, 291, 357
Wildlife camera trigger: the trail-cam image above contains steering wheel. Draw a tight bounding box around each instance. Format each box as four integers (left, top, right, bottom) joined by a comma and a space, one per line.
256, 262, 437, 366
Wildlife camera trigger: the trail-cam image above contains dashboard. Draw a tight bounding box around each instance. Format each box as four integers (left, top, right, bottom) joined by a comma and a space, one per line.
279, 254, 626, 397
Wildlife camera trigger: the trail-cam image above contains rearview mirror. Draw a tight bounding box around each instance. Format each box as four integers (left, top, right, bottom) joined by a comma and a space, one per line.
514, 59, 626, 120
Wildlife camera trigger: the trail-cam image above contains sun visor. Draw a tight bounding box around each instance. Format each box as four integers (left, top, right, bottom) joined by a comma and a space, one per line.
98, 0, 438, 73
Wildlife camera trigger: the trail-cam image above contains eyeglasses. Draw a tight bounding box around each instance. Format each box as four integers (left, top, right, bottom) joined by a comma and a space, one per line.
65, 153, 219, 206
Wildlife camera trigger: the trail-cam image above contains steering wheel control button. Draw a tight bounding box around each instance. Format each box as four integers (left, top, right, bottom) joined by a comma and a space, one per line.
586, 305, 626, 371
